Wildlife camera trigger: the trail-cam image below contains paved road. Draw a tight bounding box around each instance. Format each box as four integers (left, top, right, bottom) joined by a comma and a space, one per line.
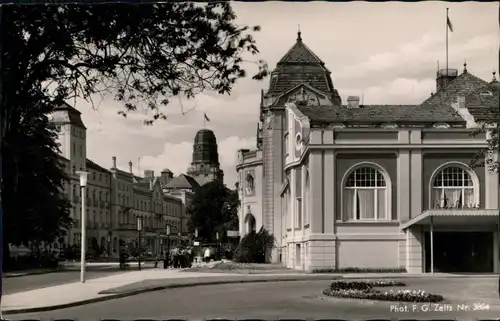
7, 280, 500, 321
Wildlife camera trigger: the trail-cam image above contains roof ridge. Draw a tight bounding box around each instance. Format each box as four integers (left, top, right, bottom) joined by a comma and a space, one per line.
277, 38, 326, 67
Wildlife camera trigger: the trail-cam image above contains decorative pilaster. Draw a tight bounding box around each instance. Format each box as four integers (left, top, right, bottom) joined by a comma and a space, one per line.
410, 150, 423, 217
398, 150, 410, 222
309, 151, 324, 233
323, 150, 334, 233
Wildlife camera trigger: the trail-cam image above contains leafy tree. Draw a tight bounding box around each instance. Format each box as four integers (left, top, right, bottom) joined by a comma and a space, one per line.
2, 3, 267, 125
1, 3, 267, 262
471, 82, 500, 172
124, 238, 148, 258
188, 181, 240, 243
222, 188, 240, 232
2, 102, 73, 266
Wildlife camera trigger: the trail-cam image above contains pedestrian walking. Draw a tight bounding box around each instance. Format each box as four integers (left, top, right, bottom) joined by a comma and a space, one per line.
154, 253, 161, 268
163, 251, 168, 269
119, 249, 126, 269
204, 247, 211, 263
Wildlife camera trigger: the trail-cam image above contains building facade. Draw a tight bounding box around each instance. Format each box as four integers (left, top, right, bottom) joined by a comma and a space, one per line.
49, 104, 196, 257
236, 31, 500, 273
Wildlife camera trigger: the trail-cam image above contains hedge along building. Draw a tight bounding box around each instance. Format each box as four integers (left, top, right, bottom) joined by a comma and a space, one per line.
236, 31, 500, 273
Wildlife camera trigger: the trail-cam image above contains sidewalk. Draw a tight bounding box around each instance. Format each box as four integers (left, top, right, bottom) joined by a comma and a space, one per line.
2, 269, 238, 314
2, 269, 496, 315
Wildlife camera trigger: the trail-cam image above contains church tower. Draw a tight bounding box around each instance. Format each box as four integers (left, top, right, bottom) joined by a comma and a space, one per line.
187, 129, 224, 186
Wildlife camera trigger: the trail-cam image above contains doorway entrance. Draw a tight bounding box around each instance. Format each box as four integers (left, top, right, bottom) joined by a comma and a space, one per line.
424, 231, 493, 273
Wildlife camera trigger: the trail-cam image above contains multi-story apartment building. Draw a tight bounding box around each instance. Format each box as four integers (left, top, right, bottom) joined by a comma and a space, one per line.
49, 103, 196, 258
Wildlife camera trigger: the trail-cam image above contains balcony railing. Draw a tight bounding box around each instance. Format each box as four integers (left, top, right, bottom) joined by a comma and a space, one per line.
432, 202, 480, 210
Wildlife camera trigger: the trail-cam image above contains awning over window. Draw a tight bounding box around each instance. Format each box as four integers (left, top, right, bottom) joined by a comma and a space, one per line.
401, 209, 499, 230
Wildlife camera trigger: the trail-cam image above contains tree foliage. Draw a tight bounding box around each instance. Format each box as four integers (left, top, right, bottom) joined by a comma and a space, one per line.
3, 3, 268, 125
188, 181, 240, 243
471, 82, 500, 172
1, 3, 267, 258
2, 102, 73, 259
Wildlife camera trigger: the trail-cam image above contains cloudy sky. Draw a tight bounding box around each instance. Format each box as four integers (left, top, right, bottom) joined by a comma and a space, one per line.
76, 1, 499, 186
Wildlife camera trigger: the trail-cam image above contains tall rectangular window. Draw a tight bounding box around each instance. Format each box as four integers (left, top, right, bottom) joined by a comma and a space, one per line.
295, 197, 302, 228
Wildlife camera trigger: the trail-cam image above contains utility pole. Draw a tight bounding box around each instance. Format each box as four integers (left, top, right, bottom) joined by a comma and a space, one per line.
0, 4, 5, 318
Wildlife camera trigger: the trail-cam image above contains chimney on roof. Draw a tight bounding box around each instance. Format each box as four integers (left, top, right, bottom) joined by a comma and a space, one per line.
144, 170, 154, 178
436, 68, 458, 91
112, 156, 117, 168
347, 96, 360, 108
128, 161, 133, 173
160, 169, 173, 185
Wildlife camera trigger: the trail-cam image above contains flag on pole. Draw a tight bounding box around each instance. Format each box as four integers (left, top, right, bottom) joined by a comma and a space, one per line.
204, 113, 210, 122
447, 15, 453, 32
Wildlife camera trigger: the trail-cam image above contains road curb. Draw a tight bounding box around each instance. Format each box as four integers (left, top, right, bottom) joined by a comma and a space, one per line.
3, 265, 126, 278
2, 275, 342, 315
3, 273, 495, 314
4, 269, 64, 278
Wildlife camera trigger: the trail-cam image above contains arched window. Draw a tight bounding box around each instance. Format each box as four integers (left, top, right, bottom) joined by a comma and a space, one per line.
343, 166, 388, 221
244, 213, 256, 234
304, 170, 310, 225
431, 166, 476, 209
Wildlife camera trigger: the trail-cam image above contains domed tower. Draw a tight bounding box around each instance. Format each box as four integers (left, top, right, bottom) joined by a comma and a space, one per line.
186, 129, 224, 186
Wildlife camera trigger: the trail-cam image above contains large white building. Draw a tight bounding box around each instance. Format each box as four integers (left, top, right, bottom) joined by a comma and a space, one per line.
236, 31, 500, 273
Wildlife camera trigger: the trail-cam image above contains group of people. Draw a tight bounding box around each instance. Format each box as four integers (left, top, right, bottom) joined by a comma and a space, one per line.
154, 246, 193, 269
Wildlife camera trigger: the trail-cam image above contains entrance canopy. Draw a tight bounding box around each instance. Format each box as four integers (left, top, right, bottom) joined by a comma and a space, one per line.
401, 209, 499, 230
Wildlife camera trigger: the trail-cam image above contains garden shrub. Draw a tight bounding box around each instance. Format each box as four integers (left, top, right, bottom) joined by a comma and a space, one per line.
234, 227, 275, 263
323, 280, 443, 303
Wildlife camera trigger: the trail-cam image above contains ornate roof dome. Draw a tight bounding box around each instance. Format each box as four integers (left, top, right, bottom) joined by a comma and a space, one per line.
194, 129, 217, 145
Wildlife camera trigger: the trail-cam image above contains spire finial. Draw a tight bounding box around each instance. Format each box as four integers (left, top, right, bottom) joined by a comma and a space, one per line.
297, 24, 302, 41
463, 60, 467, 73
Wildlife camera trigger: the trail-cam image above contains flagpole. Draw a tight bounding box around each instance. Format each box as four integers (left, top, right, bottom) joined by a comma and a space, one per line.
446, 8, 449, 72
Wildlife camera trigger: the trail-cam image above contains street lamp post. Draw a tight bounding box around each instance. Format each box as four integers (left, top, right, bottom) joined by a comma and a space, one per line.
216, 231, 220, 260
137, 216, 143, 271
164, 223, 171, 269
107, 232, 111, 257
76, 171, 89, 283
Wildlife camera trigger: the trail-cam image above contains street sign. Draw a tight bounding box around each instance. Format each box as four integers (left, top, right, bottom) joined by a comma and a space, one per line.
193, 241, 200, 246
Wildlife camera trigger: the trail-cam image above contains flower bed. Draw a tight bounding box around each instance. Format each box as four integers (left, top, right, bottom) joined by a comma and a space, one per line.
329, 280, 406, 291
323, 280, 443, 303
